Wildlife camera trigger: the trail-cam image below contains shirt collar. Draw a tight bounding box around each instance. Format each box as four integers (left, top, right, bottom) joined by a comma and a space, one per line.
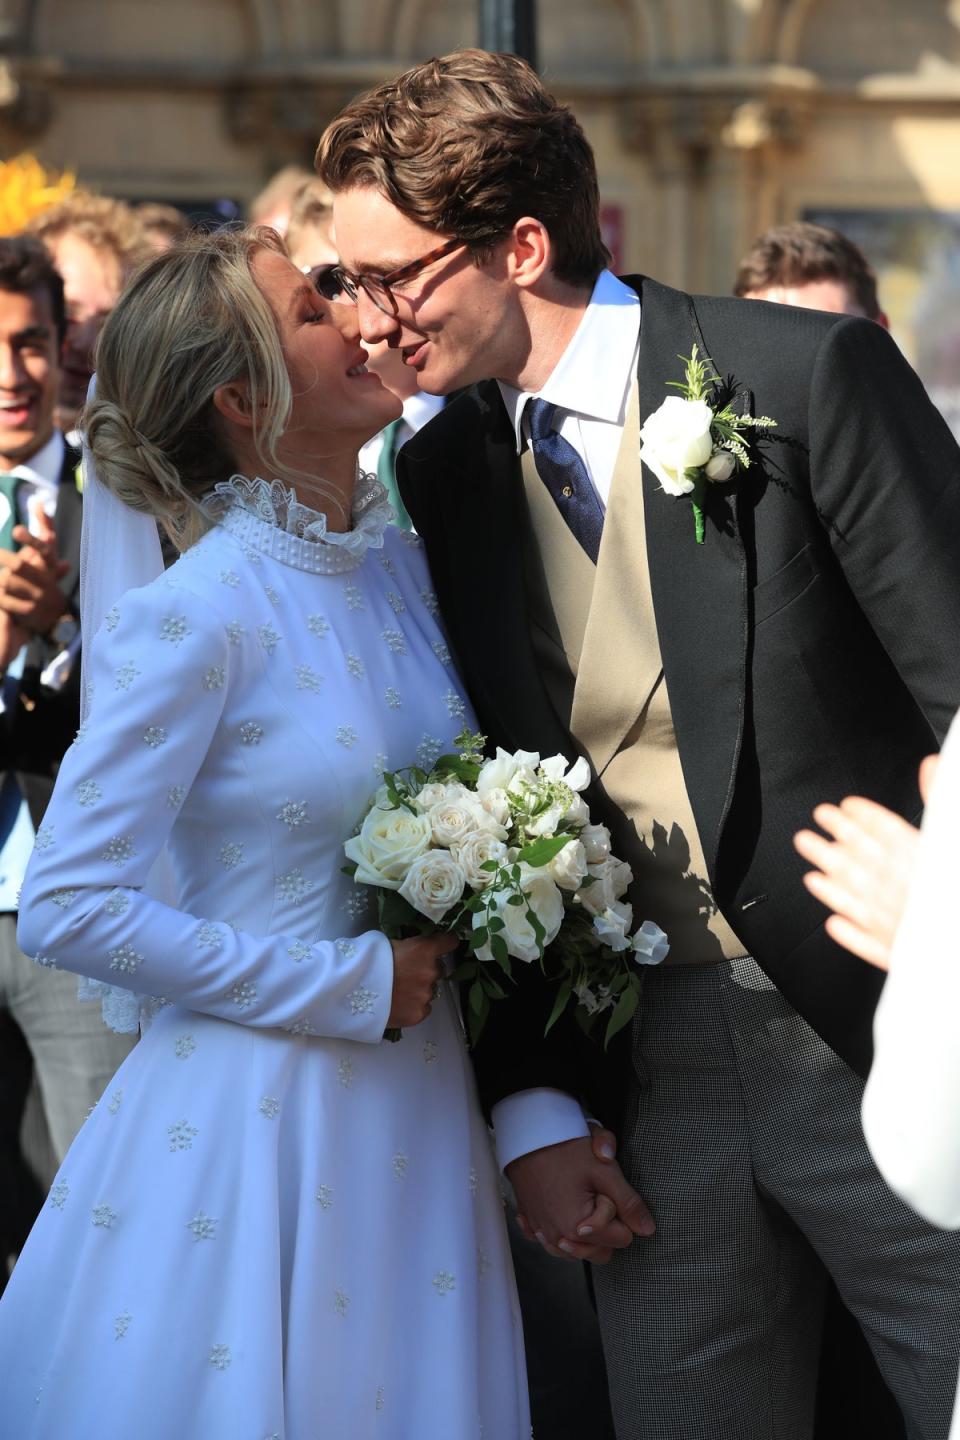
9, 430, 65, 488
497, 270, 641, 454
402, 389, 445, 433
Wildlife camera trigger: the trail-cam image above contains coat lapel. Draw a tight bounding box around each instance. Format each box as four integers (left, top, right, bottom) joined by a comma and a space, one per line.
634, 277, 750, 874
402, 385, 575, 761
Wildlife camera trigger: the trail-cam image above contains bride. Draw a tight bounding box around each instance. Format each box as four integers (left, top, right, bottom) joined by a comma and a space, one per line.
0, 227, 530, 1438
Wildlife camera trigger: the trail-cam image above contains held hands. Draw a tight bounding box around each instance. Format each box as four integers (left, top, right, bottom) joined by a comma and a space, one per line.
509, 1128, 655, 1265
0, 510, 70, 637
793, 755, 937, 972
387, 931, 459, 1029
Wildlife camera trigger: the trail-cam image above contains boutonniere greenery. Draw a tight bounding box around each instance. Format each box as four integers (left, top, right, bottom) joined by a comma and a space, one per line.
638, 346, 776, 544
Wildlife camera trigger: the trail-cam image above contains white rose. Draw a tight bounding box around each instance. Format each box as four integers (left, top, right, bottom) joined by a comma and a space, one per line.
638, 396, 715, 496
344, 805, 433, 889
592, 900, 635, 952
398, 850, 467, 923
415, 781, 469, 812
427, 797, 486, 848
478, 787, 511, 830
580, 823, 612, 864
576, 857, 632, 916
705, 447, 736, 483
546, 838, 588, 892
475, 865, 564, 964
631, 919, 671, 966
453, 832, 509, 890
477, 747, 540, 797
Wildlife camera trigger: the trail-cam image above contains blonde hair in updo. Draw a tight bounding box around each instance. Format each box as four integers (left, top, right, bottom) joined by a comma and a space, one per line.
83, 226, 293, 550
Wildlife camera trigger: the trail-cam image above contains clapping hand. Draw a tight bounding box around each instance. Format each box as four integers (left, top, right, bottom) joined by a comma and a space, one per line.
793, 755, 938, 971
0, 508, 70, 637
510, 1128, 655, 1265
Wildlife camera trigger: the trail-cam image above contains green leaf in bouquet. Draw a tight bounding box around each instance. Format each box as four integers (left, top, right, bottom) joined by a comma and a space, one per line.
433, 754, 482, 785
479, 860, 499, 874
376, 889, 423, 931
544, 978, 573, 1036
448, 959, 480, 984
489, 933, 509, 968
470, 926, 488, 949
526, 907, 547, 949
487, 915, 505, 932
516, 833, 574, 867
604, 981, 641, 1048
507, 893, 525, 906
341, 863, 358, 878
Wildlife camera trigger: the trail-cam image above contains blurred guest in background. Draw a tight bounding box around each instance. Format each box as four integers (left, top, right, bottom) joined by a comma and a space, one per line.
30, 193, 152, 435
135, 201, 190, 253
285, 180, 337, 271
735, 220, 889, 327
0, 235, 134, 1283
248, 164, 315, 237
357, 341, 444, 532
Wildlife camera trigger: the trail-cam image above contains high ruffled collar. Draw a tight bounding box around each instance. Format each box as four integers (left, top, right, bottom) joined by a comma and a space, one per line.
203, 473, 394, 575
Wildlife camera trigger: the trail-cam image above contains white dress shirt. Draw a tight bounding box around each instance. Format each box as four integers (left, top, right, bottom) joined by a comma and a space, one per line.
497, 267, 641, 506
492, 270, 642, 1171
9, 428, 65, 529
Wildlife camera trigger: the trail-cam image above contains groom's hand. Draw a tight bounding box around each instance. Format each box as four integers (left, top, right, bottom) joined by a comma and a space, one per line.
508, 1134, 654, 1265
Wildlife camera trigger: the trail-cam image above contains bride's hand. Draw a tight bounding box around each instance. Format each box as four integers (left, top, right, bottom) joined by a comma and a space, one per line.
387, 932, 459, 1028
793, 759, 937, 971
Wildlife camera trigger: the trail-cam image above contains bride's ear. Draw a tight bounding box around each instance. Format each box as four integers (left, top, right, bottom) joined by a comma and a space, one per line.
212, 380, 255, 431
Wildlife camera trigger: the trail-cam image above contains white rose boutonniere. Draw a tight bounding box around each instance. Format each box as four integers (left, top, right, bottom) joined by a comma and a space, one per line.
639, 345, 776, 544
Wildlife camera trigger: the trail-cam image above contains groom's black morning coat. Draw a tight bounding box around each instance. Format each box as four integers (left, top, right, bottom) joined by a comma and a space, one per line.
399, 276, 960, 1127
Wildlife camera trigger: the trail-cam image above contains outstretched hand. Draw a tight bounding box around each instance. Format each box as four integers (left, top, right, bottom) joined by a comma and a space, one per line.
510, 1129, 654, 1265
793, 756, 937, 971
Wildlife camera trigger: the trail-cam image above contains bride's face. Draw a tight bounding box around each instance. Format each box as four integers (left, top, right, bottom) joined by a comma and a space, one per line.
253, 247, 400, 460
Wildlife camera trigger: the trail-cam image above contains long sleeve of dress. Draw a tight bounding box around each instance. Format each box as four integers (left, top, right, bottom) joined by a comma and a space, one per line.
17, 576, 395, 1043
861, 711, 960, 1228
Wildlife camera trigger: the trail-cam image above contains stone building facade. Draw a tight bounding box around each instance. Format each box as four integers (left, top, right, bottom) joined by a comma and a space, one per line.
0, 1, 958, 398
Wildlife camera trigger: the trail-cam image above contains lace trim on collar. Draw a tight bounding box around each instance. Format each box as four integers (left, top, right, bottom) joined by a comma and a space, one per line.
201, 473, 394, 572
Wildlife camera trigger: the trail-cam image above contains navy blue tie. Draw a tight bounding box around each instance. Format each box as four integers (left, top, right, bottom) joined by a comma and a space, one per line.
527, 398, 604, 564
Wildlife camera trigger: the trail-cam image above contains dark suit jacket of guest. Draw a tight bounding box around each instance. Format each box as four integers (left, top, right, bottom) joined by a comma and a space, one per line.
399, 275, 960, 1128
0, 442, 82, 831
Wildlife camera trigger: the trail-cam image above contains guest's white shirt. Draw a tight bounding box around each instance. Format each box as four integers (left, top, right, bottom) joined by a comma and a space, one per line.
491, 270, 641, 1171
9, 429, 65, 527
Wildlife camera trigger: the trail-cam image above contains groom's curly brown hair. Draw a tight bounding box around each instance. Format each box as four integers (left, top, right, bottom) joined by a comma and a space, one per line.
316, 49, 610, 288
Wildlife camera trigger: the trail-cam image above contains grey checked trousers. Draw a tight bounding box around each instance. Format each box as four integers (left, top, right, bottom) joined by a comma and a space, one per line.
593, 957, 960, 1440
0, 912, 135, 1165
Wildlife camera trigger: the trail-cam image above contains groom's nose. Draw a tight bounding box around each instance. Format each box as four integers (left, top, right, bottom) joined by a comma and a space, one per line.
356, 287, 402, 346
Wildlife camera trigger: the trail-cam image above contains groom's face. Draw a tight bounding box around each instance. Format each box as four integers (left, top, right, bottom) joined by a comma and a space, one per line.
332, 187, 523, 395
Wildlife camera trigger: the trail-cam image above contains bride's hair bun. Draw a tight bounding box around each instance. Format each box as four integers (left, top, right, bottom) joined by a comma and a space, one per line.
81, 226, 293, 551
84, 400, 186, 524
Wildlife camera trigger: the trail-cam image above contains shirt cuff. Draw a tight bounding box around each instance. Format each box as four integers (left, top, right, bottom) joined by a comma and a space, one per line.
492, 1087, 590, 1171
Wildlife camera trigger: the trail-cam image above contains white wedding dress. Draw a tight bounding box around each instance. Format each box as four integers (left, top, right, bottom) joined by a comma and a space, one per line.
0, 477, 530, 1440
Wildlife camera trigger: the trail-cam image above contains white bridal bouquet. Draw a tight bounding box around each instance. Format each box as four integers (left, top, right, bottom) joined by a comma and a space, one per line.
344, 730, 669, 1045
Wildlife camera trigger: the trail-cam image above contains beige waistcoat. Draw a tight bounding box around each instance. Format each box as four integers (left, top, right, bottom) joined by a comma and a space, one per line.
520, 386, 745, 963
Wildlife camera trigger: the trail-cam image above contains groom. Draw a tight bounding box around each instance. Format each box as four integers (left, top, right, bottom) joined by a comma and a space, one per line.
319, 50, 960, 1438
